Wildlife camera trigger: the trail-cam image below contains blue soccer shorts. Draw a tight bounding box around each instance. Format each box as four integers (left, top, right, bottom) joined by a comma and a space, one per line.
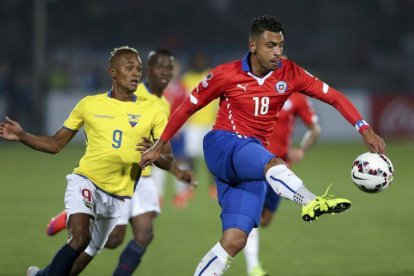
264, 183, 282, 212
203, 130, 275, 234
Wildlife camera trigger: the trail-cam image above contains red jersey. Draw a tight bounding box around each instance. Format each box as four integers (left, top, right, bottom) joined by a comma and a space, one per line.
267, 93, 318, 159
163, 80, 187, 116
160, 53, 369, 144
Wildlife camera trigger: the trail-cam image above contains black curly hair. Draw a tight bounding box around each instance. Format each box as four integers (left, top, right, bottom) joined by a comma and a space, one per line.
147, 49, 174, 65
249, 15, 286, 39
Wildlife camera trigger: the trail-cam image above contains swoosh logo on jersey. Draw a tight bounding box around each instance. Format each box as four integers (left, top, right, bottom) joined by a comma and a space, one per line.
352, 172, 367, 180
237, 83, 248, 92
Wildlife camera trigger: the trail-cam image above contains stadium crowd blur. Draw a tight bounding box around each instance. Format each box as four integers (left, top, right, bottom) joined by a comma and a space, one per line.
1, 0, 414, 132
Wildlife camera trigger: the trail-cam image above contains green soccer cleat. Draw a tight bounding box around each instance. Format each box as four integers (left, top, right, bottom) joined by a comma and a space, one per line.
249, 265, 269, 276
302, 184, 351, 222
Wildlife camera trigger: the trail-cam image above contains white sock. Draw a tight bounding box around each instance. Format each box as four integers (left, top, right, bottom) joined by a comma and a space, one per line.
265, 164, 316, 205
194, 242, 233, 276
243, 228, 260, 274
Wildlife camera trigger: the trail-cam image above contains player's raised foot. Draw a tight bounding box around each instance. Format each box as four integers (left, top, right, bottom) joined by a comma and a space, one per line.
249, 264, 269, 276
46, 210, 67, 236
27, 266, 40, 276
302, 184, 351, 222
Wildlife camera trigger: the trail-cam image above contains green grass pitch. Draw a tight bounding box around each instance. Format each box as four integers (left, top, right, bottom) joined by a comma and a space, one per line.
0, 141, 412, 275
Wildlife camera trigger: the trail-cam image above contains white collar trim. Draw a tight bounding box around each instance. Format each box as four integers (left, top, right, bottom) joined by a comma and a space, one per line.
247, 71, 273, 85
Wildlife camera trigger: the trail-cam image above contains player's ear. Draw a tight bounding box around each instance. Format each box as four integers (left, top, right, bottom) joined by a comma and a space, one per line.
109, 67, 117, 79
248, 40, 256, 55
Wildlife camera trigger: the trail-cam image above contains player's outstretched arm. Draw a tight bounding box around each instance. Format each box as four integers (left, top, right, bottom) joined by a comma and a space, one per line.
361, 128, 386, 154
155, 140, 173, 170
316, 89, 386, 154
296, 64, 386, 155
136, 137, 197, 187
136, 137, 173, 170
0, 116, 76, 154
139, 139, 165, 168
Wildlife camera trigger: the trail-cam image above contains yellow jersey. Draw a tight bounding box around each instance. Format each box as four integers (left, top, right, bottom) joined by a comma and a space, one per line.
134, 83, 171, 177
181, 70, 218, 126
134, 82, 170, 117
63, 91, 167, 197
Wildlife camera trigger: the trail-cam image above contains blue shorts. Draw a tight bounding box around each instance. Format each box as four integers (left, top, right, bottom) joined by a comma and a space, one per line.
217, 178, 267, 233
203, 130, 275, 234
170, 132, 186, 159
264, 183, 282, 212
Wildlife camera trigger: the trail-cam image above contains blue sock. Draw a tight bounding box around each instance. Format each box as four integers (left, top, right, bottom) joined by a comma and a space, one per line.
113, 240, 146, 276
37, 244, 80, 276
34, 265, 49, 276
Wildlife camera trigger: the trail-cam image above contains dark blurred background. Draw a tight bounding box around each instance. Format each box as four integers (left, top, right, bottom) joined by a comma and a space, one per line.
1, 0, 414, 134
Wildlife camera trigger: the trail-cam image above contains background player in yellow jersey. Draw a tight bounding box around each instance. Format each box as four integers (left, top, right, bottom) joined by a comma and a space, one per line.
0, 46, 172, 276
151, 56, 195, 209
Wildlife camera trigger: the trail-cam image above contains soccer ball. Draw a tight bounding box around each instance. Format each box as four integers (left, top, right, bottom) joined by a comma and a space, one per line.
351, 152, 394, 193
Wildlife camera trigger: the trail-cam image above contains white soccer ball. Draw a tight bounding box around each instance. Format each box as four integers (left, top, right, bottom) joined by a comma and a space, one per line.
351, 152, 394, 193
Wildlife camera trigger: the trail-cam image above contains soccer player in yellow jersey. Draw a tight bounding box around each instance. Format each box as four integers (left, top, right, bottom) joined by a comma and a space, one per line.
42, 49, 195, 275
107, 49, 196, 275
135, 50, 194, 210
0, 46, 171, 276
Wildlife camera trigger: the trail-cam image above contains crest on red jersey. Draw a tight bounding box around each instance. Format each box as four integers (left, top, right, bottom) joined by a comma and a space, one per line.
196, 72, 214, 93
200, 72, 213, 88
275, 81, 288, 93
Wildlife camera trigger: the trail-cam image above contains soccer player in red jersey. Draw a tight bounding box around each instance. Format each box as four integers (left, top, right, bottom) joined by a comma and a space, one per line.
244, 92, 321, 276
140, 16, 386, 275
267, 93, 321, 166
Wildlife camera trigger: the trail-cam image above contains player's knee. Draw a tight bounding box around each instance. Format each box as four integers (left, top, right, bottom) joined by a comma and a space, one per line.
68, 232, 91, 251
221, 230, 248, 255
221, 236, 247, 255
105, 233, 123, 249
105, 225, 126, 249
134, 226, 154, 246
67, 214, 92, 251
231, 236, 247, 252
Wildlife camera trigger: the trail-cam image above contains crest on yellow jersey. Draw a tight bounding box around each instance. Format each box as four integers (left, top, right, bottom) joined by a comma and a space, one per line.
127, 113, 141, 127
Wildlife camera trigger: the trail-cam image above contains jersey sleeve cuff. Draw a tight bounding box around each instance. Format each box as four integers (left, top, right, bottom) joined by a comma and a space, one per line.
355, 120, 370, 134
62, 125, 78, 132
159, 134, 169, 144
